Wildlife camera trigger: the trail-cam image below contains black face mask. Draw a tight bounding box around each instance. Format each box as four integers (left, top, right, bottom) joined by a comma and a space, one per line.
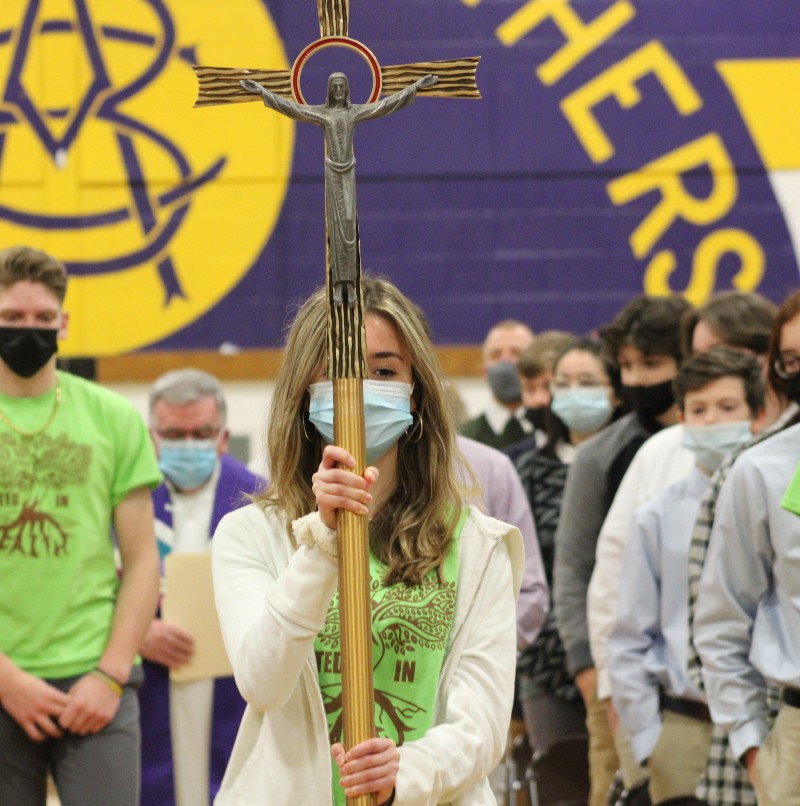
782, 373, 800, 406
620, 377, 675, 421
524, 406, 548, 431
0, 327, 59, 378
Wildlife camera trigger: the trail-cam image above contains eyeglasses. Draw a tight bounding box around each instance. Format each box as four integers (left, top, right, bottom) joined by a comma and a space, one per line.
774, 353, 800, 380
156, 426, 221, 441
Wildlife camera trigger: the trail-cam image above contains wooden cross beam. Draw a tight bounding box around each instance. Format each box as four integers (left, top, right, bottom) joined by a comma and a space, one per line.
193, 56, 480, 106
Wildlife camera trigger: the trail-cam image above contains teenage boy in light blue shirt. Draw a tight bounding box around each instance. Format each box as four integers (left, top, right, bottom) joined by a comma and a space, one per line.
608, 347, 764, 805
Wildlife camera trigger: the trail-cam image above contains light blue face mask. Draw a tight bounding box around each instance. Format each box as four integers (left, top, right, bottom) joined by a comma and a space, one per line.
550, 387, 613, 434
681, 420, 752, 473
308, 380, 414, 465
158, 440, 218, 490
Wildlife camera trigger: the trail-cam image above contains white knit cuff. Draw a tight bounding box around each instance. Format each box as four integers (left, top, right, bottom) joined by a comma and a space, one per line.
292, 512, 338, 561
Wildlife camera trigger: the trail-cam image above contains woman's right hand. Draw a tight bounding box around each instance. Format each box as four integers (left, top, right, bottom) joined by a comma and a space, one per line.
312, 445, 378, 530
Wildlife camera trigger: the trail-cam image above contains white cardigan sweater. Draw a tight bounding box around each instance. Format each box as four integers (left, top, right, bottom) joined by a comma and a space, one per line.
211, 504, 523, 805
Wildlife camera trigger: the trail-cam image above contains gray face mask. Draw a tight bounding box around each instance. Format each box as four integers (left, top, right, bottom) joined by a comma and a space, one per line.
487, 361, 522, 405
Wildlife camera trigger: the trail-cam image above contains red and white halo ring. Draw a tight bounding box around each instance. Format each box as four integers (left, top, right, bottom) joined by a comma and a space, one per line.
291, 36, 382, 104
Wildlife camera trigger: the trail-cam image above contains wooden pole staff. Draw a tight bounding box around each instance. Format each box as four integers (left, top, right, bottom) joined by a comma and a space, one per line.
328, 271, 375, 806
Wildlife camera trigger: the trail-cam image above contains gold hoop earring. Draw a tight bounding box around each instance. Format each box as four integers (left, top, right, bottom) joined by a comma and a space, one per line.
301, 413, 313, 442
409, 411, 424, 443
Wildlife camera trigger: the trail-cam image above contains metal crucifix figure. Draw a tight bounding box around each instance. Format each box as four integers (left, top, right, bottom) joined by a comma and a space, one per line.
193, 4, 479, 804
240, 72, 437, 306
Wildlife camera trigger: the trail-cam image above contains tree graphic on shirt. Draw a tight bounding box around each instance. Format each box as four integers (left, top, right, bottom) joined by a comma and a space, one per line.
318, 576, 456, 745
0, 432, 91, 558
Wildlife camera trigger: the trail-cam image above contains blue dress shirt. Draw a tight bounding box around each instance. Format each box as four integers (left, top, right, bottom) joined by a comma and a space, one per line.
694, 422, 800, 760
608, 465, 710, 764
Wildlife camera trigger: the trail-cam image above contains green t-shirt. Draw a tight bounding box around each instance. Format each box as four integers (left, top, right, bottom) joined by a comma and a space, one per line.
0, 371, 162, 678
315, 509, 466, 805
781, 459, 800, 517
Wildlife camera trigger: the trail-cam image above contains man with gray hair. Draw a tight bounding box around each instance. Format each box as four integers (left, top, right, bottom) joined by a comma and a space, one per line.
138, 369, 264, 806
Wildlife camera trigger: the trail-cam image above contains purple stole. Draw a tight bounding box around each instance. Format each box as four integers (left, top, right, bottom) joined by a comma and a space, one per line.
139, 455, 264, 806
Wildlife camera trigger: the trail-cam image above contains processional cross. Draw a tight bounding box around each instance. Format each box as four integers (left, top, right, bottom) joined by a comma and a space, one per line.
194, 4, 479, 803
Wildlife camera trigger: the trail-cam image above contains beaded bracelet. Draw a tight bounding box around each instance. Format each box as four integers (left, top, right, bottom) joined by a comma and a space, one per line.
91, 667, 124, 697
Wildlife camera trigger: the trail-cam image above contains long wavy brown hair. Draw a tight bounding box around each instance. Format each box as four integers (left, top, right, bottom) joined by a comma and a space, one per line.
256, 277, 465, 585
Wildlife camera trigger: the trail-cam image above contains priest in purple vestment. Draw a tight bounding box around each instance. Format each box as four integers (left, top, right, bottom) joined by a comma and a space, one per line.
140, 370, 264, 806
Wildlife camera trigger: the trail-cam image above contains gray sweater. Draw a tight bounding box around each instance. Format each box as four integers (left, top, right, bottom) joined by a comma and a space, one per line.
552, 412, 656, 677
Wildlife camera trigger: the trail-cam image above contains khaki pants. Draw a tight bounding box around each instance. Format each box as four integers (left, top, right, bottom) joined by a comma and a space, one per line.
586, 690, 619, 806
754, 702, 800, 806
647, 710, 712, 803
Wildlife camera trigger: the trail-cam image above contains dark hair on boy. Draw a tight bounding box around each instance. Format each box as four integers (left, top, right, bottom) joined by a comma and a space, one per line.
0, 246, 68, 303
517, 331, 577, 379
672, 346, 764, 416
679, 291, 776, 359
600, 295, 692, 367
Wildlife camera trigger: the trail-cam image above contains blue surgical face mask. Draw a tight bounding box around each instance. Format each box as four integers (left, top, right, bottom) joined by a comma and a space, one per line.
308, 380, 414, 465
550, 387, 613, 434
681, 420, 752, 473
158, 439, 218, 490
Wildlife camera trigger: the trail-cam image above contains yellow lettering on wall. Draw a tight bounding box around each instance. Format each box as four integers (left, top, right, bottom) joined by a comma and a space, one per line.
645, 229, 765, 305
607, 133, 736, 258
496, 0, 635, 85
460, 0, 482, 6
561, 41, 703, 163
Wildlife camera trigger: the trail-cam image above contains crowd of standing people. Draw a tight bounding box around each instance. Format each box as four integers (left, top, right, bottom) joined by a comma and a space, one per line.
1, 244, 799, 806
467, 289, 800, 806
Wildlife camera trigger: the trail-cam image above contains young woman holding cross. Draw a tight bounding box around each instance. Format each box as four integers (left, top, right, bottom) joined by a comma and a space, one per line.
211, 276, 523, 805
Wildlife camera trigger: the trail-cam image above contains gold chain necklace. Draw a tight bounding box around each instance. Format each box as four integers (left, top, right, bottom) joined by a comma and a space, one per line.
0, 384, 62, 438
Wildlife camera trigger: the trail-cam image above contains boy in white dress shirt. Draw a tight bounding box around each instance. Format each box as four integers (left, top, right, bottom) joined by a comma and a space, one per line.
608, 347, 764, 804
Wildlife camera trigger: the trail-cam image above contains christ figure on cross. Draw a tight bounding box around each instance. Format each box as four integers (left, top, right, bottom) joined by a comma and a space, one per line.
241, 72, 437, 306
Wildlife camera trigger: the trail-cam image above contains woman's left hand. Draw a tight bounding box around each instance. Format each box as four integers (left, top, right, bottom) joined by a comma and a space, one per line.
332, 737, 400, 804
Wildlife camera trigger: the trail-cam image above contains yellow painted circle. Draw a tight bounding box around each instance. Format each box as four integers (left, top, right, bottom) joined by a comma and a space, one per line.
0, 1, 293, 355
